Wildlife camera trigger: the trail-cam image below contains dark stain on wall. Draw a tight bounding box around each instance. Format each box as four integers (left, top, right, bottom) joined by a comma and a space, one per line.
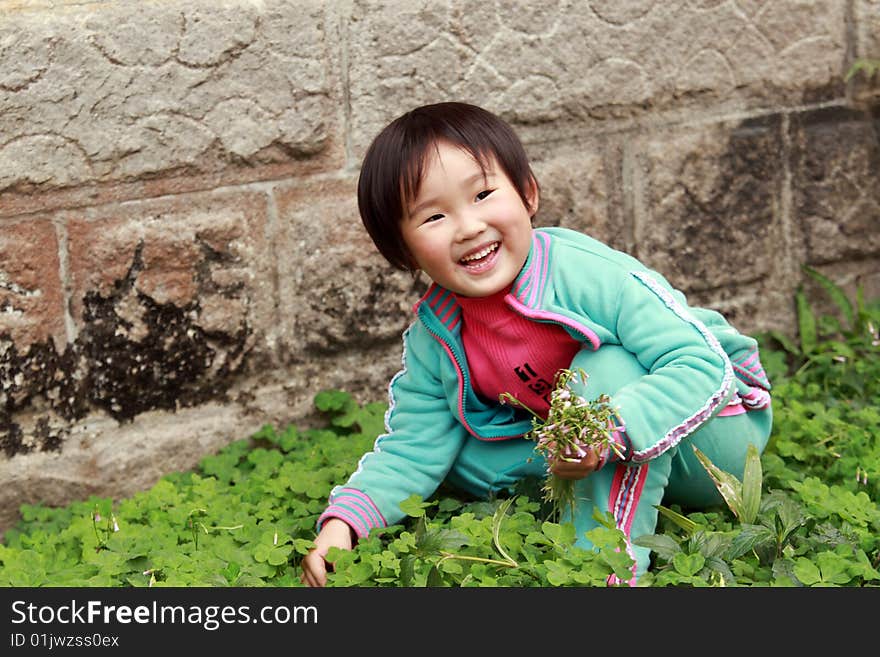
0, 338, 82, 457
79, 242, 251, 422
0, 242, 252, 455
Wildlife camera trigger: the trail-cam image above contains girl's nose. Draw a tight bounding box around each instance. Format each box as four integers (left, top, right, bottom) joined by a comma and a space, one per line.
456, 210, 487, 241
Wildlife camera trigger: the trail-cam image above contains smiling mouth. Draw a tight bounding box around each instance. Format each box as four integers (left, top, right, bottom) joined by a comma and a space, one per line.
459, 242, 499, 268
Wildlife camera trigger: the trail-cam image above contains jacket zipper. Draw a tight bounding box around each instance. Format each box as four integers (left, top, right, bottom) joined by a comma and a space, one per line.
424, 302, 599, 440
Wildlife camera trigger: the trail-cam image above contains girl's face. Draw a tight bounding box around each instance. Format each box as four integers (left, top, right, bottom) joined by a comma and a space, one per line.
401, 140, 538, 298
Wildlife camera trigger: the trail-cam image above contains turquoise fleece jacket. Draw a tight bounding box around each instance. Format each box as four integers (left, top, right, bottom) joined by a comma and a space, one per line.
318, 227, 771, 538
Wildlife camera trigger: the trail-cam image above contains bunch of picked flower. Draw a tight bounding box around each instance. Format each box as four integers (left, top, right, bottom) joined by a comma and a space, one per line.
500, 368, 624, 520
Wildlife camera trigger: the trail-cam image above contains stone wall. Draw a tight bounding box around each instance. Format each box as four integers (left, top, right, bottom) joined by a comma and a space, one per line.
1, 0, 878, 534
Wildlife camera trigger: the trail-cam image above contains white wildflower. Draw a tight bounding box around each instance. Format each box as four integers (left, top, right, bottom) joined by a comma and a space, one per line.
499, 368, 619, 520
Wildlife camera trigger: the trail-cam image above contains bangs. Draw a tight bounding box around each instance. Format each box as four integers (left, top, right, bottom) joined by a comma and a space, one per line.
398, 138, 491, 210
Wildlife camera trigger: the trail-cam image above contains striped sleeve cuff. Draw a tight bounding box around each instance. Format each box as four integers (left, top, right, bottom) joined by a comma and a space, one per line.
741, 386, 771, 411
731, 348, 771, 390
316, 487, 387, 539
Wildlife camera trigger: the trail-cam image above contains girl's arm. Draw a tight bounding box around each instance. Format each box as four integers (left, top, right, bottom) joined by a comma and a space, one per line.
607, 270, 736, 463
316, 323, 469, 538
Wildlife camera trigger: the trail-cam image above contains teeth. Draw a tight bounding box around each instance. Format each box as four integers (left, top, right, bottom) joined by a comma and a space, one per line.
461, 242, 498, 263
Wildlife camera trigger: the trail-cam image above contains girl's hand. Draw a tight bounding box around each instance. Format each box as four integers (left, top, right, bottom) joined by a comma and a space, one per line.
300, 518, 355, 587
548, 442, 602, 480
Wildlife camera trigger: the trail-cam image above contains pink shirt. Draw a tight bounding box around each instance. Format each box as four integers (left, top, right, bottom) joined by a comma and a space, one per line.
455, 288, 582, 419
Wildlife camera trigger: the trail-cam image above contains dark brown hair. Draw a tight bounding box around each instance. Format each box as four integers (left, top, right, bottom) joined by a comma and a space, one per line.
357, 102, 538, 271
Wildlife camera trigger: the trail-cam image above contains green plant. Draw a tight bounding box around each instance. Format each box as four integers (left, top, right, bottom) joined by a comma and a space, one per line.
499, 368, 623, 520
637, 445, 879, 587
693, 443, 763, 525
323, 495, 633, 587
845, 58, 880, 82
762, 266, 880, 400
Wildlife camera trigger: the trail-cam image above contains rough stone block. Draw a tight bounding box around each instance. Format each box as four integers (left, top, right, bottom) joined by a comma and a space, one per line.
634, 117, 782, 294
65, 190, 275, 421
856, 1, 880, 61
0, 216, 73, 457
0, 217, 65, 351
529, 141, 626, 252
273, 177, 422, 359
0, 0, 339, 196
791, 107, 880, 264
688, 280, 797, 338
347, 0, 847, 156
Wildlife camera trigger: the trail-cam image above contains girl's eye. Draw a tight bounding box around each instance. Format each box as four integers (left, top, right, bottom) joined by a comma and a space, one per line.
475, 189, 493, 201
425, 214, 444, 223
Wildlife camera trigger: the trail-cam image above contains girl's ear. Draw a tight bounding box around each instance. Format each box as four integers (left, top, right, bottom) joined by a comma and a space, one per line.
526, 175, 540, 217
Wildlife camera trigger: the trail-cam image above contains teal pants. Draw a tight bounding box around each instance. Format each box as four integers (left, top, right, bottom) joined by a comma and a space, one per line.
444, 345, 772, 583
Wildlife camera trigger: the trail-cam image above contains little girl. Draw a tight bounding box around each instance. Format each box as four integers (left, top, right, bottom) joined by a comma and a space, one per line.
300, 102, 773, 587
